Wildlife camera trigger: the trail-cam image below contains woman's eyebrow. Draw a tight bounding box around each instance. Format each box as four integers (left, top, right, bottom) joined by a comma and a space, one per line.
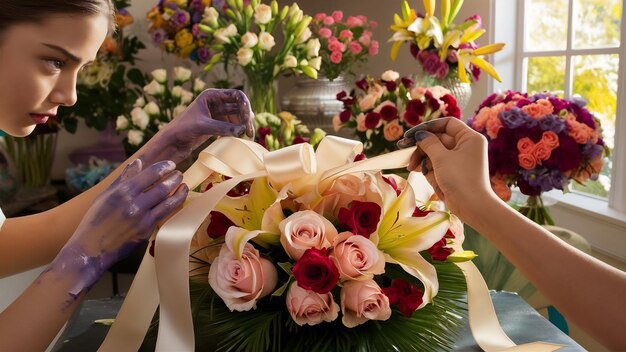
41, 43, 82, 63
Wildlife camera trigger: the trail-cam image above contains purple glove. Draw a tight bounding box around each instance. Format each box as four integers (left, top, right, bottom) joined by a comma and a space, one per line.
48, 159, 188, 299
138, 89, 255, 165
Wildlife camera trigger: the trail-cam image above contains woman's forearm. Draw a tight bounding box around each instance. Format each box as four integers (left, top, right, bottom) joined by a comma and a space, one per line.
467, 195, 626, 350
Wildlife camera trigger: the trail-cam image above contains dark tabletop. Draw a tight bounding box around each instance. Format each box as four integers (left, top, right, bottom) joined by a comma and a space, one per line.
53, 291, 585, 351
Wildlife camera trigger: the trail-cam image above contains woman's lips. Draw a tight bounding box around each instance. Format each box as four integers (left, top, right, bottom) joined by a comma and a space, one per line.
30, 114, 50, 124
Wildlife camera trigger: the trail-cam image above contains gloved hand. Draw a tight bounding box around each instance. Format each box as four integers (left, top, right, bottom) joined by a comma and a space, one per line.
138, 89, 255, 165
48, 159, 188, 297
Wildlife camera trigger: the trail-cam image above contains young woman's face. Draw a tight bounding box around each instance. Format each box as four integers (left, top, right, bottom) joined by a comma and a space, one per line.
0, 14, 108, 136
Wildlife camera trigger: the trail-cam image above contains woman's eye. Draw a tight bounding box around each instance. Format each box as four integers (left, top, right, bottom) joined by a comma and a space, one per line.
45, 58, 65, 70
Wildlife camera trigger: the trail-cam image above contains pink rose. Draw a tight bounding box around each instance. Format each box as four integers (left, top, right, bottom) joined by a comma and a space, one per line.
346, 15, 363, 27
314, 13, 326, 21
358, 34, 371, 46
314, 173, 380, 218
340, 279, 391, 327
331, 231, 385, 280
332, 113, 342, 132
323, 16, 335, 26
286, 282, 339, 326
279, 210, 338, 260
349, 41, 362, 54
208, 241, 278, 311
330, 50, 343, 64
368, 40, 379, 55
331, 10, 343, 22
383, 120, 404, 141
358, 94, 377, 112
339, 29, 353, 41
319, 27, 332, 38
356, 112, 367, 132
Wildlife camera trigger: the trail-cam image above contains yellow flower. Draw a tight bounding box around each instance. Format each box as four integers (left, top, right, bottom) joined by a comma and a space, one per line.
115, 13, 134, 28
147, 7, 166, 29
175, 29, 194, 48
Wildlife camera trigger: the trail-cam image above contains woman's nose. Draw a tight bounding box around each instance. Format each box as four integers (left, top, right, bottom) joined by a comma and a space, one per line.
49, 73, 78, 107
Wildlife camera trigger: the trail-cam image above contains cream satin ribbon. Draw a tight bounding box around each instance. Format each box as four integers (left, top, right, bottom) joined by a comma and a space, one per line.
99, 136, 562, 352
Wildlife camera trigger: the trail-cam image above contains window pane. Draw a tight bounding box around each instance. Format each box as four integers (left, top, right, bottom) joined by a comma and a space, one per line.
570, 54, 618, 197
525, 56, 565, 94
573, 0, 622, 49
524, 0, 568, 51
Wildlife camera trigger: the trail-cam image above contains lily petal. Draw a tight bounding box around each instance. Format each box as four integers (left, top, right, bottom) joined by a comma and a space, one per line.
470, 56, 502, 82
384, 251, 439, 306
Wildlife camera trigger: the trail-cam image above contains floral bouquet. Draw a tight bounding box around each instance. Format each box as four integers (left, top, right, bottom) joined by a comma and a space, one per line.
115, 66, 206, 156
178, 138, 473, 351
254, 111, 327, 150
389, 0, 504, 84
467, 91, 609, 224
146, 0, 217, 65
333, 70, 461, 156
310, 11, 379, 81
196, 0, 321, 113
59, 0, 145, 133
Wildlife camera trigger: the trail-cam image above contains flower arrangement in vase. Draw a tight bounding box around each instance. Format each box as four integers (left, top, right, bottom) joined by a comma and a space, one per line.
388, 0, 504, 84
194, 0, 321, 114
310, 11, 379, 81
468, 91, 609, 224
115, 66, 206, 156
59, 0, 145, 133
254, 111, 327, 151
333, 70, 461, 156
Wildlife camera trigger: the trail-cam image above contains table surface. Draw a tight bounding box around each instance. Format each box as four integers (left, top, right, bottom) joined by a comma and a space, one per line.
53, 291, 585, 352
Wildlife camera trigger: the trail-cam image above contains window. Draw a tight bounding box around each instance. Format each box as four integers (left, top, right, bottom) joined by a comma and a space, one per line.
491, 0, 626, 260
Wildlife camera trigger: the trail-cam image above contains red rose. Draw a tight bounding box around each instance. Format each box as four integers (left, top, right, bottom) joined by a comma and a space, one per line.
339, 108, 352, 122
364, 112, 382, 129
292, 248, 339, 294
382, 278, 423, 317
380, 105, 398, 121
206, 211, 235, 239
338, 200, 382, 238
403, 110, 421, 127
427, 238, 453, 261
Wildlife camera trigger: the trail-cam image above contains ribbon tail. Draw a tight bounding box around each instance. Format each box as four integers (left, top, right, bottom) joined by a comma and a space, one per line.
456, 261, 564, 352
98, 246, 158, 352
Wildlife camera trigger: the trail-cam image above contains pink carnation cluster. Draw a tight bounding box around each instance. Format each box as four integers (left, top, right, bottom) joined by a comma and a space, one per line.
468, 91, 608, 201
312, 11, 379, 80
334, 71, 461, 156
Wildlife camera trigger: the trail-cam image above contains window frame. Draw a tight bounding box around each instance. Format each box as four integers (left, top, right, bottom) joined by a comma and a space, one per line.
489, 0, 626, 262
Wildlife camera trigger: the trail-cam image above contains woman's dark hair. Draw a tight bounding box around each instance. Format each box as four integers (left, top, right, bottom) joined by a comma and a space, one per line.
0, 0, 116, 39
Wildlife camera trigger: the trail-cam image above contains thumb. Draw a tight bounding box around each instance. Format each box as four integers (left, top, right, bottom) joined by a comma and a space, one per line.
414, 131, 447, 161
200, 117, 246, 137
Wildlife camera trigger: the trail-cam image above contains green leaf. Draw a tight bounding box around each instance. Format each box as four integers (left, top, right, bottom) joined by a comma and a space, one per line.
127, 68, 146, 86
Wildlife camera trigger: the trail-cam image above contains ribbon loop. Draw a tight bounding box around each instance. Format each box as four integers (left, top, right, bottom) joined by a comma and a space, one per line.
264, 142, 316, 192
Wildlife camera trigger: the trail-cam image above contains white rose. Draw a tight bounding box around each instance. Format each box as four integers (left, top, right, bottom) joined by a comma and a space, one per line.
296, 27, 312, 44
173, 105, 188, 119
225, 24, 237, 36
381, 70, 400, 82
254, 4, 272, 25
202, 7, 219, 26
158, 121, 169, 130
193, 77, 206, 93
306, 38, 320, 58
173, 66, 192, 83
143, 80, 165, 96
133, 96, 146, 108
143, 101, 160, 116
171, 85, 184, 98
258, 32, 276, 51
115, 115, 129, 130
215, 24, 237, 44
237, 47, 254, 66
130, 106, 150, 130
127, 130, 144, 146
241, 32, 258, 48
288, 3, 301, 17
308, 56, 322, 70
150, 69, 167, 83
283, 55, 297, 68
181, 90, 194, 105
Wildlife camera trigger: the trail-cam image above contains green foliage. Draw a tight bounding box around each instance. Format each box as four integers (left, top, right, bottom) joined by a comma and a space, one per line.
154, 260, 468, 352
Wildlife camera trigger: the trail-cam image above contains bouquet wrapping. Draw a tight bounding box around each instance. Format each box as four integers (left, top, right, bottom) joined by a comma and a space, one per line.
98, 136, 561, 352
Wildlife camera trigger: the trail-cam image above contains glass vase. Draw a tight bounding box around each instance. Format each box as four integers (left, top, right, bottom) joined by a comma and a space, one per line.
280, 73, 352, 133
4, 131, 58, 189
244, 72, 277, 115
414, 66, 472, 111
517, 195, 555, 226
